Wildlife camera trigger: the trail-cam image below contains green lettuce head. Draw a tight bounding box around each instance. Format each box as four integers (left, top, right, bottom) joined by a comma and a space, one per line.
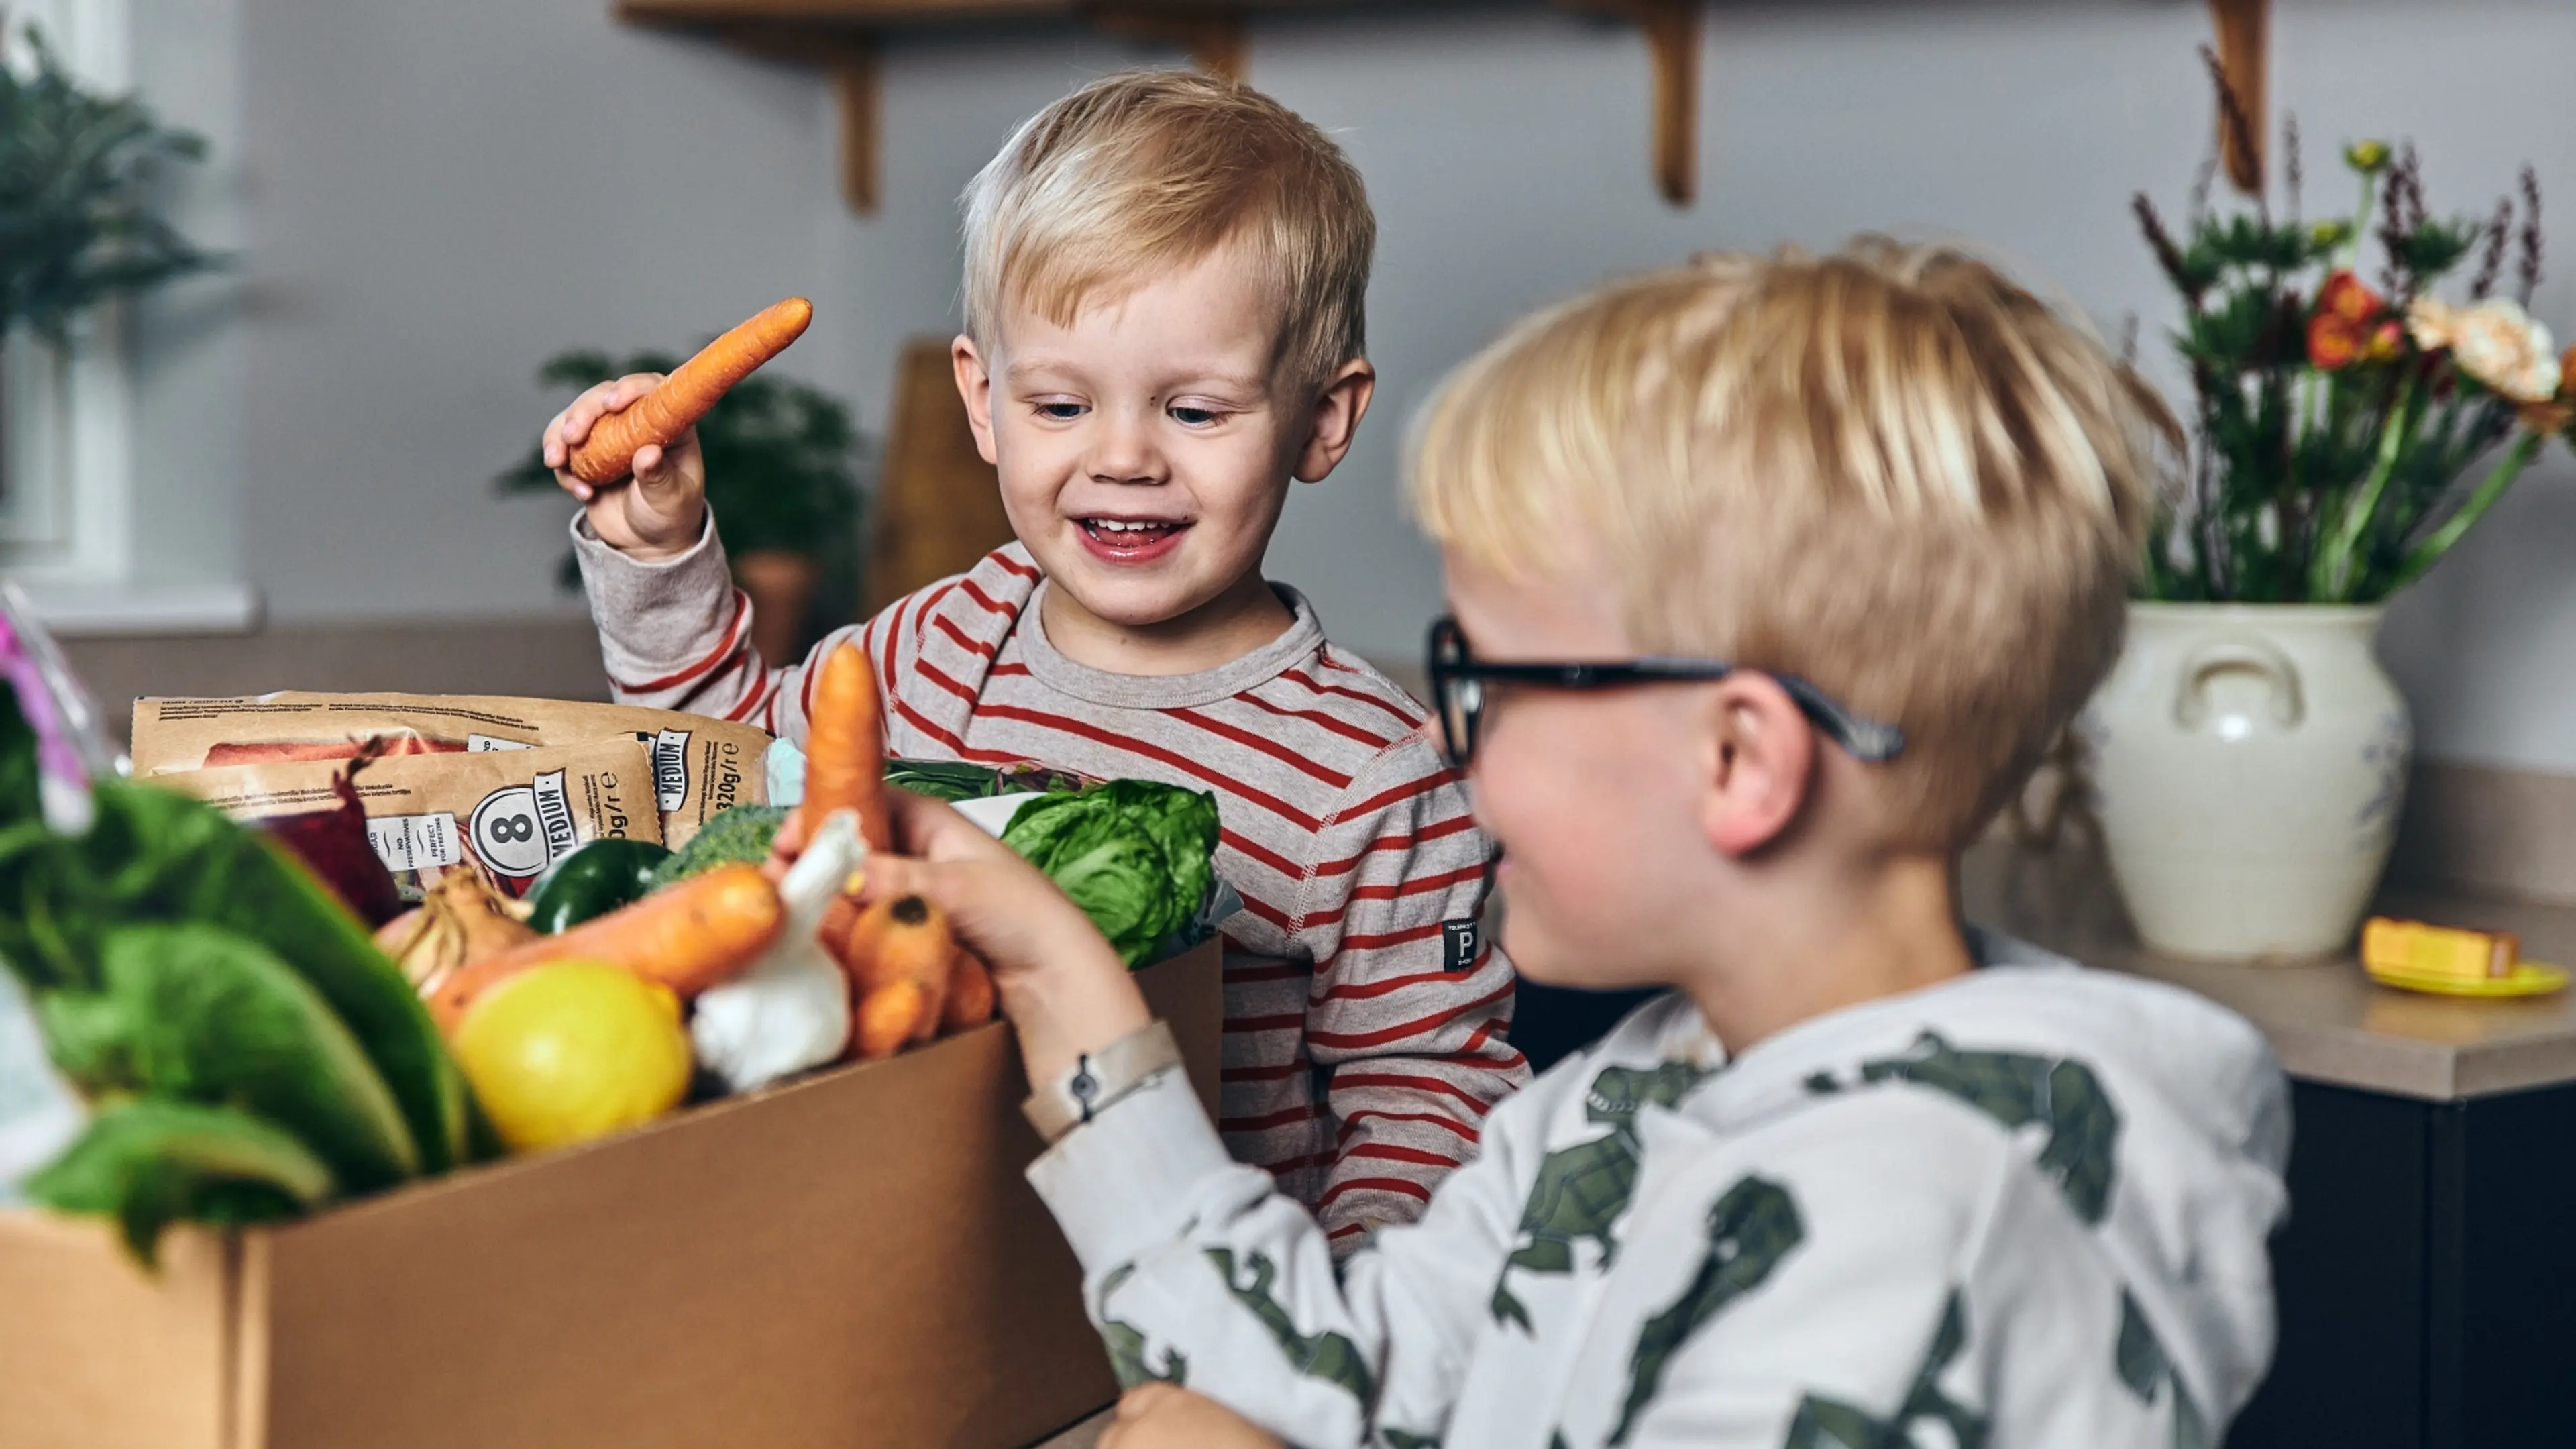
1000, 781, 1219, 967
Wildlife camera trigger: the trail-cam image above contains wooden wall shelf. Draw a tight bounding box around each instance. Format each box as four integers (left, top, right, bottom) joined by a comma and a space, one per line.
616, 0, 1701, 212
629, 0, 2267, 214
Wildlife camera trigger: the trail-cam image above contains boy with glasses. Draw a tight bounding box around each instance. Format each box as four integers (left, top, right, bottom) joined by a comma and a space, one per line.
863, 240, 2292, 1448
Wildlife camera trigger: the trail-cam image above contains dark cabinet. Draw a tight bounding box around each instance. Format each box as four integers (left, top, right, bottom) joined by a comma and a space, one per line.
2231, 1079, 2576, 1448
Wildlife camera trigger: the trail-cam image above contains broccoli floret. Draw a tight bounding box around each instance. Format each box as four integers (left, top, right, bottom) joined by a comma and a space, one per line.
650, 804, 790, 890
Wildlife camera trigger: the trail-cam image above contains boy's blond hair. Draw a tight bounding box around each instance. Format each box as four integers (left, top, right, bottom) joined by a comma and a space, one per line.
961, 70, 1373, 390
1410, 239, 2174, 849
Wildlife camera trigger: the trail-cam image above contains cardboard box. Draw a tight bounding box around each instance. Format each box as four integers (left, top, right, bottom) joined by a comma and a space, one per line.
0, 941, 1221, 1449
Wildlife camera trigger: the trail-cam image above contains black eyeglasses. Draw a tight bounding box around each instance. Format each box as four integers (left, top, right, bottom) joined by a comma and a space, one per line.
1425, 615, 1907, 769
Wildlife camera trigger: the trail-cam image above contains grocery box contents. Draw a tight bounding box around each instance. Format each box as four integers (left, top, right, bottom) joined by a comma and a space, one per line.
0, 941, 1221, 1449
129, 692, 769, 847
1, 631, 1234, 1448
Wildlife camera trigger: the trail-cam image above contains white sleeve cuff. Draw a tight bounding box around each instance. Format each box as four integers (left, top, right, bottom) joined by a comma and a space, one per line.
1026, 1068, 1239, 1276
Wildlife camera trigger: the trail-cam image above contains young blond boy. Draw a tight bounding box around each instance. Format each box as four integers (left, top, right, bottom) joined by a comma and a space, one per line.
544, 72, 1527, 1246
859, 241, 2293, 1448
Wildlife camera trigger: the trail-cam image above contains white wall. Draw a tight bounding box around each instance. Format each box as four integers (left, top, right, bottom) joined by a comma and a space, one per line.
129, 0, 2576, 771
135, 0, 839, 621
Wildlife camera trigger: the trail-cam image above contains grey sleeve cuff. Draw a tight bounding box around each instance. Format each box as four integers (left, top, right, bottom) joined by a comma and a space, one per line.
1026, 1067, 1240, 1277
568, 511, 741, 695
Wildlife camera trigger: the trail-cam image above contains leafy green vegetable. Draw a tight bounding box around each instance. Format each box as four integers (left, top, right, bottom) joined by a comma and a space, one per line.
0, 777, 474, 1174
39, 923, 419, 1191
649, 804, 790, 890
883, 759, 1094, 804
24, 1099, 335, 1267
1000, 781, 1219, 967
882, 760, 1006, 804
0, 680, 37, 827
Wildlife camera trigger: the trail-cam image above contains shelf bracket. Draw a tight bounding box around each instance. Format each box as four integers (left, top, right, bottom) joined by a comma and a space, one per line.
1083, 5, 1248, 82
1550, 0, 1699, 207
2210, 0, 2268, 195
830, 38, 881, 214
729, 28, 881, 215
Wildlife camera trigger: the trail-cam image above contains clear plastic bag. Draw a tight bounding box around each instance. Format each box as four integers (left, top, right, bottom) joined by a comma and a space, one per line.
0, 584, 102, 1197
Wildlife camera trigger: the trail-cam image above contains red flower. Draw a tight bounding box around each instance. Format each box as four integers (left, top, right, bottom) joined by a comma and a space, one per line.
2310, 313, 2365, 370
2319, 270, 2384, 325
2309, 270, 2392, 371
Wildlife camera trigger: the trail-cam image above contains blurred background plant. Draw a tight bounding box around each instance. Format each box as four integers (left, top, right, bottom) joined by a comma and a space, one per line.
0, 23, 213, 346
497, 349, 873, 665
2131, 51, 2576, 604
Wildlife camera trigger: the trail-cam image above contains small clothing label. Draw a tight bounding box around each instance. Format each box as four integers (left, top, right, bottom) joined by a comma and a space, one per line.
1443, 917, 1481, 972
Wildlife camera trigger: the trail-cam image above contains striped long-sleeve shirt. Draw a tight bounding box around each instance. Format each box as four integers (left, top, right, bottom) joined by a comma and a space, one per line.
573, 516, 1531, 1246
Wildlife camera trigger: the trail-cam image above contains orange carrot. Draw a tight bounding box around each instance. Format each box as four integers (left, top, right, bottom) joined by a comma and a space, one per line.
855, 980, 929, 1061
428, 863, 782, 1030
818, 893, 862, 962
941, 949, 996, 1034
802, 641, 891, 852
841, 892, 953, 1055
567, 297, 814, 486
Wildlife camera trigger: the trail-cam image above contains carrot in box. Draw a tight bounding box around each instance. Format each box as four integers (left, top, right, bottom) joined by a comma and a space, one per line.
802, 639, 894, 852
426, 864, 783, 1030
566, 297, 814, 486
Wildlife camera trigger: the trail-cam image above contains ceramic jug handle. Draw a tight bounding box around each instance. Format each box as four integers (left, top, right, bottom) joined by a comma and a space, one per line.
2174, 638, 2306, 731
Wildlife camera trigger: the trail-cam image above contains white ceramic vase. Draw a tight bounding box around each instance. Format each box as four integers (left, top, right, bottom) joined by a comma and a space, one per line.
2079, 602, 2411, 962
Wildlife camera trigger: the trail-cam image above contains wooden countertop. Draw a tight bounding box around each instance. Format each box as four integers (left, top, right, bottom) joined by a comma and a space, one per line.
1962, 841, 2576, 1102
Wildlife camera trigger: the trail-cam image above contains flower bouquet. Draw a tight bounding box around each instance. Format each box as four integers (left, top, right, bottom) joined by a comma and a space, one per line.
2132, 94, 2573, 602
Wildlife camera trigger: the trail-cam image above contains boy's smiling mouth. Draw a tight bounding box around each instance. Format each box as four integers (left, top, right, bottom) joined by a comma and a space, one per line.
1076, 515, 1191, 564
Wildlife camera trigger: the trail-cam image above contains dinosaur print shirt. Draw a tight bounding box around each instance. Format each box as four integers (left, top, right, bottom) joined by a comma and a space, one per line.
1030, 930, 2291, 1448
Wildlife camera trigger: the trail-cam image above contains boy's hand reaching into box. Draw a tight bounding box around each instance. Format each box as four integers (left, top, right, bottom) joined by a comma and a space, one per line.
541, 372, 707, 562
859, 787, 1151, 1091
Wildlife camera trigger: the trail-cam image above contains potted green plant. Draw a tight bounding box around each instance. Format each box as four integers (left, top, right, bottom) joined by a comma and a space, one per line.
2085, 56, 2576, 962
0, 27, 210, 341
0, 24, 212, 490
498, 350, 869, 667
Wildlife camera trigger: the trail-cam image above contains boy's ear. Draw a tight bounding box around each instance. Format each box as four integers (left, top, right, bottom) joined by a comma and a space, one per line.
1292, 359, 1377, 484
1699, 675, 1817, 857
952, 334, 1002, 468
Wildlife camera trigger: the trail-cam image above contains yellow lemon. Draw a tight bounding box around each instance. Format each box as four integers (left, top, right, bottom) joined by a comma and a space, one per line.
451, 961, 693, 1153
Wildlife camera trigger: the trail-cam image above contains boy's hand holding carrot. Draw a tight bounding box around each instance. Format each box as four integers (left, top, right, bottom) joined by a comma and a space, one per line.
543, 372, 709, 562
860, 787, 1148, 1091
539, 296, 813, 563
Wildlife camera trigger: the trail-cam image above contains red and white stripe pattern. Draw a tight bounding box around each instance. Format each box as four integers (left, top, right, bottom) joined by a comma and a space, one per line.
577, 523, 1529, 1247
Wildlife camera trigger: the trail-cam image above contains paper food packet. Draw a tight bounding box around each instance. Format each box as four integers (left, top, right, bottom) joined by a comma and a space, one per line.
158, 737, 662, 900
131, 692, 767, 846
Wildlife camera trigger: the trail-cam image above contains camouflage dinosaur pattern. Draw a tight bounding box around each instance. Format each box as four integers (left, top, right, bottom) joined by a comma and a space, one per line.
1096, 1263, 1188, 1389
1208, 1246, 1379, 1407
2115, 1290, 2210, 1449
1782, 1291, 1990, 1449
1607, 1175, 1805, 1444
1847, 1032, 2123, 1224
1493, 1060, 1714, 1330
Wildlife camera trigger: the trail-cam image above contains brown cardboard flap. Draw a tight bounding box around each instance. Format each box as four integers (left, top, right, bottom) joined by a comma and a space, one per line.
0, 1217, 233, 1449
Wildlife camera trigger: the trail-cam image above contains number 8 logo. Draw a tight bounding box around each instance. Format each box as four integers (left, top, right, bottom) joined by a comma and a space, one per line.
468, 786, 551, 877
